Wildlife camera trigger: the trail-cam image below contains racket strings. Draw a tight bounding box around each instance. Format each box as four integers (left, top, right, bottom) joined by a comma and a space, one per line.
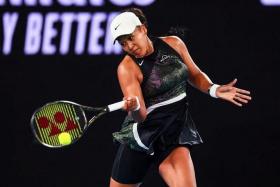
33, 103, 84, 146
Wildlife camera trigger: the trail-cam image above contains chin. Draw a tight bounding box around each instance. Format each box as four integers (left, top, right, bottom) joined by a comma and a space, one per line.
135, 54, 144, 58
134, 51, 145, 58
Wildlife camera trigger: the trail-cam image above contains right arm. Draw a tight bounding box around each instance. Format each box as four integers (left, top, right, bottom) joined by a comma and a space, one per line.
117, 55, 147, 122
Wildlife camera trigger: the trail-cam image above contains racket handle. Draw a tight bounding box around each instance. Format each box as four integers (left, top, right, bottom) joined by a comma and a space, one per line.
107, 101, 125, 112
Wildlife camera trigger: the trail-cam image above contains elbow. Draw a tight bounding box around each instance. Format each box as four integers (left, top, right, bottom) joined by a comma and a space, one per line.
139, 107, 147, 122
137, 114, 147, 123
134, 117, 145, 123
131, 108, 147, 123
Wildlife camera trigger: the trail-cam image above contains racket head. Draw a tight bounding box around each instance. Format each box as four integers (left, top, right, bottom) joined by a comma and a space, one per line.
30, 101, 87, 148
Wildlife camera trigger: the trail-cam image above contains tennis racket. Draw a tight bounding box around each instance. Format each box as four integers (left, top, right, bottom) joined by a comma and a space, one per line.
30, 100, 125, 148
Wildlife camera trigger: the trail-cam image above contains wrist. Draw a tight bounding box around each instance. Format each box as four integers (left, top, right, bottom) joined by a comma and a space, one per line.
132, 96, 141, 111
208, 84, 220, 98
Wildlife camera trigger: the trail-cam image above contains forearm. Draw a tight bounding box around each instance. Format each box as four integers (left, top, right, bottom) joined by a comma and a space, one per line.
130, 108, 147, 123
124, 96, 147, 123
188, 71, 213, 94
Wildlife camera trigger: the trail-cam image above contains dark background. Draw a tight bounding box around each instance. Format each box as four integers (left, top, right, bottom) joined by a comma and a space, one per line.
1, 1, 280, 187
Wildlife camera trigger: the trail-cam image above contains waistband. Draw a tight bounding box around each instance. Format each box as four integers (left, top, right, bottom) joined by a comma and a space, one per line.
146, 93, 186, 114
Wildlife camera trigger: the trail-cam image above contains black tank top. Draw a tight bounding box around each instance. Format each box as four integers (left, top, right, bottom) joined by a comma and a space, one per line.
130, 37, 189, 107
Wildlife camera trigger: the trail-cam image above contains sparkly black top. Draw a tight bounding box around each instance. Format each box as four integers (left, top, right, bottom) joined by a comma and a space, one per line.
130, 37, 188, 107
113, 38, 203, 153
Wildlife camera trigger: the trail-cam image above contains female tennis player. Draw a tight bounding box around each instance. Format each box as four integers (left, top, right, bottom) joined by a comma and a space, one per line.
109, 8, 251, 187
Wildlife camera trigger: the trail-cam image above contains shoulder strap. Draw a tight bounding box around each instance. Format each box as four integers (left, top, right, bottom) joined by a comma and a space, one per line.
157, 37, 183, 60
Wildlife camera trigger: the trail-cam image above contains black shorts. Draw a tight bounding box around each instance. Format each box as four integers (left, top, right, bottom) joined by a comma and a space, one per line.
111, 98, 202, 184
111, 143, 192, 184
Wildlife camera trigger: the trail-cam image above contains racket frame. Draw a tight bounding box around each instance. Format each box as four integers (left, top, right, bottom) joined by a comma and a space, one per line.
30, 100, 125, 148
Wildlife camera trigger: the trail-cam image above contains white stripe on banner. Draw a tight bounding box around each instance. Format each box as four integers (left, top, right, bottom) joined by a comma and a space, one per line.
146, 93, 186, 114
260, 0, 280, 5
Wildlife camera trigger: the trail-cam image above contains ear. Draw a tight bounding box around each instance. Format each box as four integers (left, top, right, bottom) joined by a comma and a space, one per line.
139, 25, 147, 34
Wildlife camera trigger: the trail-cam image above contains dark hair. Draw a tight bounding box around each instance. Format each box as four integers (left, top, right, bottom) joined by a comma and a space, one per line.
121, 8, 190, 42
121, 7, 148, 28
167, 26, 191, 41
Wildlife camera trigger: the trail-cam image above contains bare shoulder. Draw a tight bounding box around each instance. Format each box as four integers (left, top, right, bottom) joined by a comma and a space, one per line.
118, 55, 136, 74
160, 35, 183, 45
117, 55, 142, 81
159, 35, 187, 55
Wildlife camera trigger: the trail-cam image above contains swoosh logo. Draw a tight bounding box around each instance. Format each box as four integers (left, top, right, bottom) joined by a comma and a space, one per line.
139, 60, 144, 66
114, 24, 121, 30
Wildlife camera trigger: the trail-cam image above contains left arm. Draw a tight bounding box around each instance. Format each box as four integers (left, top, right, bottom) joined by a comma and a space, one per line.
161, 36, 251, 106
161, 36, 213, 93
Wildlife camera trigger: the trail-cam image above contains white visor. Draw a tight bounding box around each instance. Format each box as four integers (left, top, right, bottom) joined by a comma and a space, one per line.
110, 12, 142, 44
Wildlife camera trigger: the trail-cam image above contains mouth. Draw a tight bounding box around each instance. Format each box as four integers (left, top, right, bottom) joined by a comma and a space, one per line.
128, 49, 142, 58
132, 49, 141, 55
132, 49, 139, 53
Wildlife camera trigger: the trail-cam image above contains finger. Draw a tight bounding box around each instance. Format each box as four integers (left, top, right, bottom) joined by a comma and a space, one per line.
236, 93, 252, 100
231, 99, 242, 107
122, 101, 128, 111
123, 97, 132, 103
125, 99, 138, 111
236, 88, 250, 95
126, 96, 137, 103
228, 78, 237, 86
234, 96, 248, 103
126, 96, 132, 101
128, 100, 134, 108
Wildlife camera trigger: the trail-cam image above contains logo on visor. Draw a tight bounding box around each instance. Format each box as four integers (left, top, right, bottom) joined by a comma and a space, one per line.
115, 24, 121, 30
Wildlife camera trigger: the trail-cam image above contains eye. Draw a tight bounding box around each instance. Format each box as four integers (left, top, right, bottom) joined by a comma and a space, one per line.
118, 40, 125, 46
119, 41, 128, 48
128, 35, 134, 41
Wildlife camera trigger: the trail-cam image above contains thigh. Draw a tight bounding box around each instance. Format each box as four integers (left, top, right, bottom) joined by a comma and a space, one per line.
110, 178, 140, 187
158, 146, 197, 187
111, 144, 153, 185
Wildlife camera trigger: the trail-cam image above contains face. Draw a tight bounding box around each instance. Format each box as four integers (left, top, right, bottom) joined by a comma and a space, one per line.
117, 25, 151, 58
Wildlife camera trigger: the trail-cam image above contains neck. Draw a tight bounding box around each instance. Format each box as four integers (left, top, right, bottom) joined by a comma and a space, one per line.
145, 37, 154, 56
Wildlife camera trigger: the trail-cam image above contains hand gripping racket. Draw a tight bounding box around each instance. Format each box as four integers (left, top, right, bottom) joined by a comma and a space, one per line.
30, 100, 125, 148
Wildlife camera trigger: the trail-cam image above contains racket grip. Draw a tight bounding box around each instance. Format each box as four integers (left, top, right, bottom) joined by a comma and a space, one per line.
107, 101, 125, 112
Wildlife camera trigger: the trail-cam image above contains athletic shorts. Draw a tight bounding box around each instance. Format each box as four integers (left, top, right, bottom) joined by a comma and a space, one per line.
111, 143, 192, 184
111, 98, 202, 184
